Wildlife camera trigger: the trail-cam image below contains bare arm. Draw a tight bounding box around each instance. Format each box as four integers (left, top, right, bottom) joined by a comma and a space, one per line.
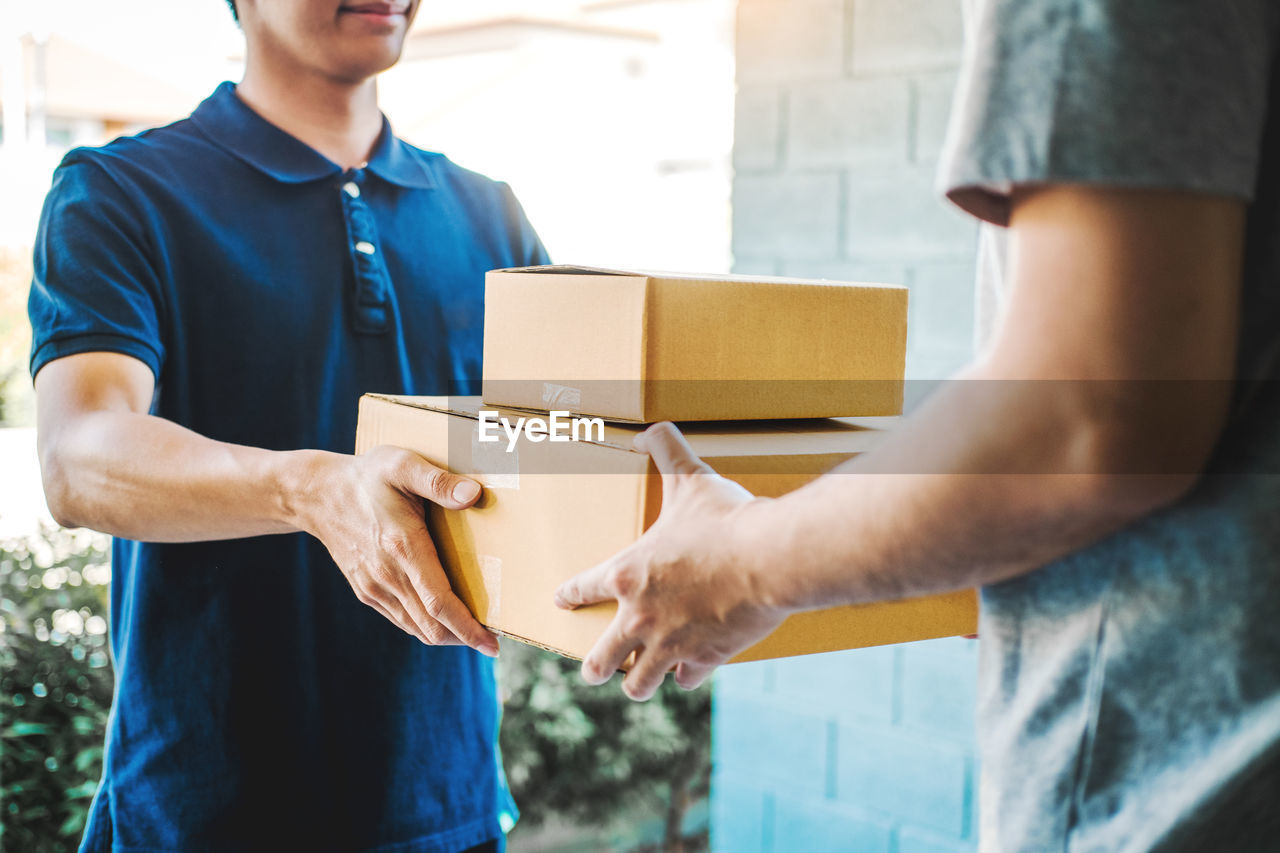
556, 186, 1245, 699
35, 351, 499, 655
38, 352, 309, 540
748, 185, 1243, 605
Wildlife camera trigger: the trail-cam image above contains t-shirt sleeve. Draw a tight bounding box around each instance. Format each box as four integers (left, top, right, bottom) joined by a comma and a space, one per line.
28, 152, 167, 381
938, 0, 1278, 226
499, 182, 552, 267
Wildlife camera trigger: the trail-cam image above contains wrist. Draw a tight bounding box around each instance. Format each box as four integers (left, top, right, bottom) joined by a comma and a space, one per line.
728, 497, 800, 615
272, 448, 343, 535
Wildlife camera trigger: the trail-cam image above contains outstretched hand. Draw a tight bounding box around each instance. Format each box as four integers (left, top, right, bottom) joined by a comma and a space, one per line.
301, 446, 499, 656
554, 422, 788, 700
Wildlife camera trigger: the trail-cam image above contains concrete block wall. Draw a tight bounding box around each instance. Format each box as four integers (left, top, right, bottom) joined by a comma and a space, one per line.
713, 1, 981, 850
712, 640, 979, 852
731, 0, 978, 377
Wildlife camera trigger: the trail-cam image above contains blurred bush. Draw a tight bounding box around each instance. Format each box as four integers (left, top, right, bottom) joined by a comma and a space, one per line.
500, 642, 710, 852
0, 527, 113, 852
0, 525, 710, 852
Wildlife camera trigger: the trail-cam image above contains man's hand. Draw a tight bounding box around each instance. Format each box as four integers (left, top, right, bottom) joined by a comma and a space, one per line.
554, 423, 788, 701
552, 187, 1244, 700
299, 445, 499, 656
34, 351, 498, 656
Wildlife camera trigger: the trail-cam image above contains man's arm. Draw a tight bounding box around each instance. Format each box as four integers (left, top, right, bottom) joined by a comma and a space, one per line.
555, 185, 1245, 699
35, 351, 499, 656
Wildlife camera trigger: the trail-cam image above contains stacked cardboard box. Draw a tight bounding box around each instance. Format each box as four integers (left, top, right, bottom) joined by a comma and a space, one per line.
355, 266, 976, 664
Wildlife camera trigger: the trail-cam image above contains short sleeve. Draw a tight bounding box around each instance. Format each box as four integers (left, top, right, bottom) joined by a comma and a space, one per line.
499, 182, 552, 267
938, 0, 1279, 225
28, 152, 167, 380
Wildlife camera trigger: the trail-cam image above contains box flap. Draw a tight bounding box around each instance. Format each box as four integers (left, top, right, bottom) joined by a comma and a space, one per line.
489, 264, 642, 277
491, 264, 907, 290
364, 394, 889, 459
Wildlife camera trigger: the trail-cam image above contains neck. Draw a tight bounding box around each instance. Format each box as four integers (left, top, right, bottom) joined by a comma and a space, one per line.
236, 56, 383, 170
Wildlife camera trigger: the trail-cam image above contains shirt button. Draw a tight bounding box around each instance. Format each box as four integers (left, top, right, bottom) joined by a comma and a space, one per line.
355, 241, 376, 255
343, 182, 361, 198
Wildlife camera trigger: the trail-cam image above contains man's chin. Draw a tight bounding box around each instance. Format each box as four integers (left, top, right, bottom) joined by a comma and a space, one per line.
326, 46, 406, 83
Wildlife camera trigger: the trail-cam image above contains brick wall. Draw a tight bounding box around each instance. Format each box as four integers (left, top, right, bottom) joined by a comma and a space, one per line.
712, 1, 980, 850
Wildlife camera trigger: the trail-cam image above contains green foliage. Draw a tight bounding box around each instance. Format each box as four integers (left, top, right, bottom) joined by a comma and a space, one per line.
0, 526, 712, 852
0, 528, 113, 853
500, 641, 711, 851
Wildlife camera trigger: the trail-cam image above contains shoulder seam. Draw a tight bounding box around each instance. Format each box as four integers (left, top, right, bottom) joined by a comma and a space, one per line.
51, 153, 173, 336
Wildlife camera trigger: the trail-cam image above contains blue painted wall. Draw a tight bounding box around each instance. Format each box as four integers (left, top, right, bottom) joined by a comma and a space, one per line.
719, 1, 980, 848
712, 640, 978, 852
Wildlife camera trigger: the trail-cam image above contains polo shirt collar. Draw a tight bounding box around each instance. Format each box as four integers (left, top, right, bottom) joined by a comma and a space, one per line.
190, 81, 434, 189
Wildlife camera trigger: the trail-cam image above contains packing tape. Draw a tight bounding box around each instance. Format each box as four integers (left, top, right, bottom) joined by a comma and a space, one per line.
471, 432, 519, 490
541, 382, 582, 409
479, 554, 502, 624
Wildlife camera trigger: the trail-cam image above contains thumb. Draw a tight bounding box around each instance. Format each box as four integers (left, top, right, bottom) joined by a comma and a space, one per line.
634, 422, 713, 479
399, 456, 482, 509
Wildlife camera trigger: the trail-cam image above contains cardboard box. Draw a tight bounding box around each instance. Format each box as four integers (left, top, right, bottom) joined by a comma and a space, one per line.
482, 265, 909, 423
355, 394, 977, 665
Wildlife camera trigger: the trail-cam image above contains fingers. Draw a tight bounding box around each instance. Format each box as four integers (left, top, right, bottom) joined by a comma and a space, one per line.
554, 557, 620, 610
390, 581, 466, 647
334, 449, 493, 651
674, 661, 716, 691
621, 645, 675, 701
394, 535, 499, 657
635, 422, 713, 479
407, 568, 500, 657
392, 452, 482, 510
370, 570, 482, 651
366, 596, 427, 643
584, 614, 716, 699
581, 616, 642, 686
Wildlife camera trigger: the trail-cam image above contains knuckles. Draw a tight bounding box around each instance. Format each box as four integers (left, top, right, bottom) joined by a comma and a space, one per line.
671, 461, 707, 480
420, 623, 449, 645
622, 611, 657, 638
610, 562, 646, 598
418, 466, 452, 501
368, 562, 398, 586
377, 532, 414, 561
421, 594, 445, 621
351, 577, 380, 607
368, 445, 414, 477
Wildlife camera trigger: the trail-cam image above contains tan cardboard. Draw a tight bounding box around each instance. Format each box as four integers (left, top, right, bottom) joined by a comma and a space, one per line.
481, 265, 909, 423
355, 394, 977, 665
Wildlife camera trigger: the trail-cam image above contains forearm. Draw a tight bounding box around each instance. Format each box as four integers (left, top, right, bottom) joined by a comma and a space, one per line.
41, 409, 330, 542
741, 368, 1211, 612
558, 187, 1245, 697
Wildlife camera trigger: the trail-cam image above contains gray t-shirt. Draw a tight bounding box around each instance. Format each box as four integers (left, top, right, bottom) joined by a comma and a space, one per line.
938, 1, 1280, 851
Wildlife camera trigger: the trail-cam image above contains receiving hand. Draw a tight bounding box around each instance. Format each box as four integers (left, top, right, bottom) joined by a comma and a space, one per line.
554, 422, 788, 700
300, 445, 499, 656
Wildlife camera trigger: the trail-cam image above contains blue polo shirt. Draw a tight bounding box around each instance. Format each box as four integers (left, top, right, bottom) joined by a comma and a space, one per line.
28, 82, 548, 853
